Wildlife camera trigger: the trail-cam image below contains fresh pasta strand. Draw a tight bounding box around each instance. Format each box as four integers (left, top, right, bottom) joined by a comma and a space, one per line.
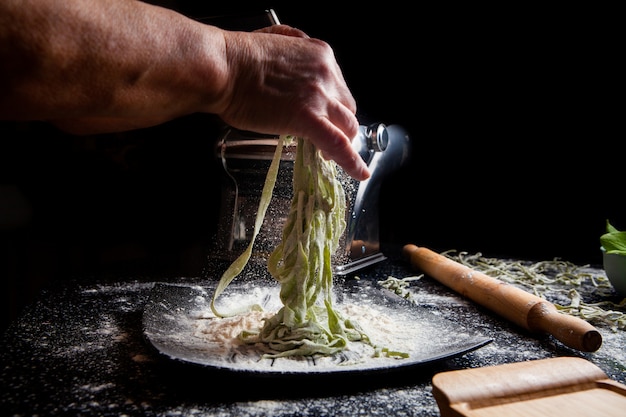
210, 135, 290, 318
241, 137, 363, 357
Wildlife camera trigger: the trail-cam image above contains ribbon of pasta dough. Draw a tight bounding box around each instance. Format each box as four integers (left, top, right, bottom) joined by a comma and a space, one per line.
210, 135, 290, 318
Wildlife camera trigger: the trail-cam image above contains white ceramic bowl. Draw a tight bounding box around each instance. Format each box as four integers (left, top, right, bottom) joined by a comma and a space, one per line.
601, 247, 626, 297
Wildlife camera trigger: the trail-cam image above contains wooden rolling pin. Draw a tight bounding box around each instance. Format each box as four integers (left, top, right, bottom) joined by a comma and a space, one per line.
402, 244, 602, 352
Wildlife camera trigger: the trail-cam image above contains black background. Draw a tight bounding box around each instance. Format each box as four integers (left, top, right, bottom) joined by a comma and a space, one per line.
1, 2, 622, 331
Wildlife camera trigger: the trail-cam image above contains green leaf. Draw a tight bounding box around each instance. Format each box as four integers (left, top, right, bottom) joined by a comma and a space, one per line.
601, 219, 626, 255
606, 219, 620, 234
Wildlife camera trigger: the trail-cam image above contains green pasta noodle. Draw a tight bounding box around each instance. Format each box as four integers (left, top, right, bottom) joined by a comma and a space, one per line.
241, 137, 369, 358
210, 134, 288, 318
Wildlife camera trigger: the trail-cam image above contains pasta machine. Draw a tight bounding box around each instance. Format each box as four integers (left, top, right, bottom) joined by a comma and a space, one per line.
212, 123, 412, 276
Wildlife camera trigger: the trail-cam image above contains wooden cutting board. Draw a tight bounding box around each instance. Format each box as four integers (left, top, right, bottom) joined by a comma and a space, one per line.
432, 357, 626, 417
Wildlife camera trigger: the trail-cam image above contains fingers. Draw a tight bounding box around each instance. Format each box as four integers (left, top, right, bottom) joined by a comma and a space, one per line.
305, 115, 371, 182
327, 93, 358, 139
319, 95, 369, 181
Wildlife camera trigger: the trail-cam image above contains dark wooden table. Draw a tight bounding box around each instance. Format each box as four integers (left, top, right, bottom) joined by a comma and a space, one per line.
1, 259, 624, 416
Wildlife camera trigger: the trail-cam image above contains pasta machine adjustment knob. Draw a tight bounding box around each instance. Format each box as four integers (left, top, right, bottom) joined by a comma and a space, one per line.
365, 123, 388, 152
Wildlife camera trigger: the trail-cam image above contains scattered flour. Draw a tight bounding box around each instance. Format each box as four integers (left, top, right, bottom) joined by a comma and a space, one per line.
144, 283, 488, 375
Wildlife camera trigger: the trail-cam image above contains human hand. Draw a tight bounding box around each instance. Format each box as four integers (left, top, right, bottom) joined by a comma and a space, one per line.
216, 25, 370, 181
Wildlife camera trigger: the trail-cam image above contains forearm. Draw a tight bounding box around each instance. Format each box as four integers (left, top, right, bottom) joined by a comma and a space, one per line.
0, 0, 227, 126
0, 0, 368, 179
